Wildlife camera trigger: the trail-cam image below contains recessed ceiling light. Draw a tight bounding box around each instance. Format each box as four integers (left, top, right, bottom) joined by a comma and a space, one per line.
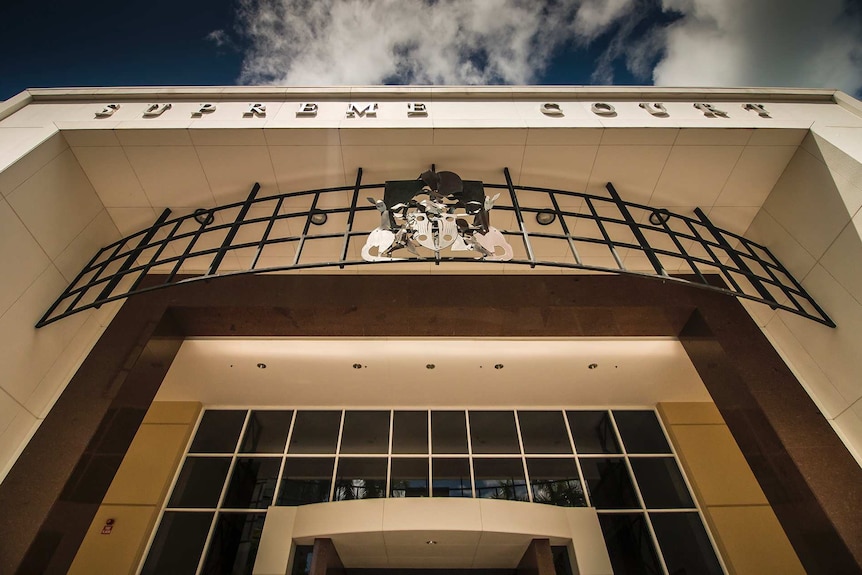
352, 363, 362, 369
588, 363, 598, 370
310, 210, 328, 226
426, 540, 437, 545
535, 210, 556, 226
426, 364, 435, 369
257, 363, 267, 369
494, 364, 504, 370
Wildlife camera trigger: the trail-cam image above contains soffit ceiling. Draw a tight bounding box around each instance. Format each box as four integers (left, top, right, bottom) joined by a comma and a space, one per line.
59, 124, 807, 271
155, 338, 710, 407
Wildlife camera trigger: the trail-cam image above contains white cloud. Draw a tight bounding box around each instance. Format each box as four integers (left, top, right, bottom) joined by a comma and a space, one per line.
235, 0, 632, 85
653, 0, 862, 94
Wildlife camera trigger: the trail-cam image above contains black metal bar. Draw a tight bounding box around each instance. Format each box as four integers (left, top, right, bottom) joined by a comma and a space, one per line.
251, 197, 285, 270
166, 212, 212, 284
605, 183, 666, 277
694, 208, 777, 307
37, 245, 111, 326
293, 193, 322, 267
339, 168, 363, 269
654, 216, 708, 284
208, 182, 261, 275
762, 244, 835, 327
96, 208, 171, 303
684, 219, 743, 292
503, 167, 535, 266
548, 192, 581, 265
129, 219, 183, 293
584, 198, 624, 270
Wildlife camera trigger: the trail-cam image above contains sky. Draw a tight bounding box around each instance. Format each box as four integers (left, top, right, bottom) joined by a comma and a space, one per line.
1, 0, 861, 101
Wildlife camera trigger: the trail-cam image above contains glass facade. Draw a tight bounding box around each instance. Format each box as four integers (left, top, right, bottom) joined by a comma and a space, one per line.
143, 408, 723, 575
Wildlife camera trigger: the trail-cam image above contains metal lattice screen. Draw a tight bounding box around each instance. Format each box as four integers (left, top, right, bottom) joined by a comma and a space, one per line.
36, 167, 833, 328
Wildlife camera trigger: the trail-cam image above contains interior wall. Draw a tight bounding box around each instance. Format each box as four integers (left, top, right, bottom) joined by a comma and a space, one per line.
745, 108, 862, 466
0, 119, 122, 483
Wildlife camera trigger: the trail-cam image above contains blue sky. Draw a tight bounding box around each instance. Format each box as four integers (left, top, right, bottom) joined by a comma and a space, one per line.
2, 0, 861, 101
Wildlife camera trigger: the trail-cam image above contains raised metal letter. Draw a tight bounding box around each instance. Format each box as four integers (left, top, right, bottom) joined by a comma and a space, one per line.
346, 103, 378, 118
541, 103, 564, 117
743, 103, 771, 118
407, 103, 427, 117
591, 103, 616, 117
694, 103, 728, 118
296, 103, 318, 117
142, 103, 172, 118
191, 103, 216, 117
95, 104, 120, 118
639, 102, 668, 117
244, 103, 266, 117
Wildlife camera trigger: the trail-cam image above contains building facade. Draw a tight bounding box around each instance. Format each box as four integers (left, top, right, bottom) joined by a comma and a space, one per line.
0, 86, 861, 574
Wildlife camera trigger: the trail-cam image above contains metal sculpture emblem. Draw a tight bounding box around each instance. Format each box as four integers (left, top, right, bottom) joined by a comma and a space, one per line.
362, 169, 512, 262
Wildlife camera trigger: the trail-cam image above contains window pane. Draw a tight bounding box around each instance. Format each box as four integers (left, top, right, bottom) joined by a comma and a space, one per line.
598, 513, 662, 575
240, 410, 293, 454
650, 512, 723, 575
169, 457, 231, 508
470, 411, 520, 454
630, 457, 694, 509
567, 411, 621, 454
527, 458, 586, 507
141, 511, 213, 575
277, 458, 334, 506
579, 458, 639, 509
519, 411, 572, 454
393, 411, 428, 454
201, 512, 266, 575
613, 411, 671, 454
431, 411, 468, 454
288, 411, 342, 454
340, 411, 390, 454
551, 546, 574, 575
190, 410, 246, 453
473, 458, 528, 501
333, 458, 387, 500
222, 458, 280, 509
432, 458, 472, 498
390, 458, 429, 498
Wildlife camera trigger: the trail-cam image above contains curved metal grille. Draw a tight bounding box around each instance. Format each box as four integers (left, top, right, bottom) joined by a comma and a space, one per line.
36, 168, 834, 328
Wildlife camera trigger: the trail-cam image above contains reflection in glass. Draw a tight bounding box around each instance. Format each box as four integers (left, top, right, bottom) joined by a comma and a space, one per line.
288, 411, 341, 454
567, 411, 621, 454
340, 411, 390, 454
291, 545, 314, 575
527, 458, 586, 507
598, 513, 662, 575
141, 511, 214, 575
333, 458, 387, 500
650, 512, 723, 575
613, 411, 671, 454
432, 458, 472, 497
473, 458, 528, 501
630, 457, 694, 509
201, 512, 266, 575
168, 457, 231, 508
579, 458, 639, 509
190, 410, 247, 453
392, 411, 428, 454
240, 411, 293, 453
222, 458, 280, 509
277, 458, 334, 506
390, 458, 429, 497
518, 411, 572, 454
469, 411, 520, 454
432, 411, 468, 454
